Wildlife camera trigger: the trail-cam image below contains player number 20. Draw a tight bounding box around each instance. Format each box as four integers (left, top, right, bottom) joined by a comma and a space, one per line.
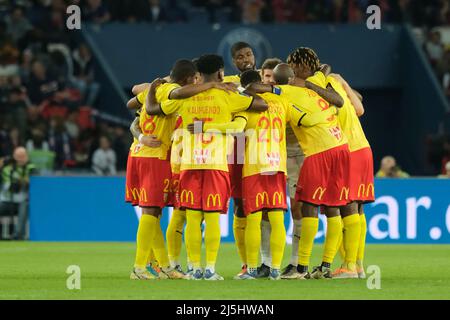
257, 116, 284, 143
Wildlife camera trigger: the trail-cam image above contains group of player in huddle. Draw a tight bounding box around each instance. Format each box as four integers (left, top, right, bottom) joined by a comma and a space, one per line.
125, 41, 375, 281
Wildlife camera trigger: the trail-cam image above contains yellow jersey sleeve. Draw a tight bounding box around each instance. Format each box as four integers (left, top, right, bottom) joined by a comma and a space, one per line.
223, 74, 241, 85
306, 71, 328, 87
226, 92, 254, 113
136, 88, 149, 105
234, 111, 250, 122
155, 83, 181, 103
288, 104, 306, 127
160, 98, 183, 115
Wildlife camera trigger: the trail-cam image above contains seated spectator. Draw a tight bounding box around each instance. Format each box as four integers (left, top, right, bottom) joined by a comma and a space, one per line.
65, 111, 80, 139
240, 0, 264, 24
144, 0, 169, 23
0, 127, 23, 158
438, 161, 450, 178
6, 85, 28, 139
111, 126, 128, 172
92, 136, 117, 176
5, 6, 32, 44
83, 0, 111, 24
166, 0, 188, 23
0, 147, 36, 240
376, 156, 410, 178
48, 116, 75, 169
0, 41, 20, 78
26, 128, 55, 174
27, 60, 59, 105
72, 43, 100, 107
424, 30, 444, 69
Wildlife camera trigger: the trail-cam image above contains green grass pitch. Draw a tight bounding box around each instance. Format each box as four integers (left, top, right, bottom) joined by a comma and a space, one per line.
1, 242, 449, 300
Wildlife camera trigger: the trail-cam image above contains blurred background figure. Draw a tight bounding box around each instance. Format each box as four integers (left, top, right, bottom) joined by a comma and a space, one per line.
72, 43, 100, 107
144, 0, 169, 23
438, 161, 450, 178
376, 156, 410, 178
92, 136, 117, 176
0, 147, 35, 240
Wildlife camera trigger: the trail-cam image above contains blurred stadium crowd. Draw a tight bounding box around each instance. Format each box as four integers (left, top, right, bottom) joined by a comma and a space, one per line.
0, 0, 449, 178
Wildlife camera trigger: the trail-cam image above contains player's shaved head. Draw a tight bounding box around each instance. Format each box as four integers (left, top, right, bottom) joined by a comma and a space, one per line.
170, 59, 197, 83
196, 54, 224, 75
240, 70, 261, 87
273, 63, 295, 85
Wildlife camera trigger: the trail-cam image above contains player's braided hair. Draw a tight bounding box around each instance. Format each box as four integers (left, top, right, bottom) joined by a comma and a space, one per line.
287, 47, 320, 72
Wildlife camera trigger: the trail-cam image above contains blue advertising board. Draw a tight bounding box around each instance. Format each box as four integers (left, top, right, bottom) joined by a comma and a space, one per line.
30, 177, 450, 244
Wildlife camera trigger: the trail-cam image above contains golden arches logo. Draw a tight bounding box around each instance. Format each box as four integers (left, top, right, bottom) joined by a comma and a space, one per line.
180, 190, 194, 205
312, 187, 326, 200
272, 192, 284, 205
358, 183, 375, 198
131, 188, 148, 202
256, 192, 270, 207
207, 194, 222, 208
340, 187, 350, 201
366, 183, 374, 197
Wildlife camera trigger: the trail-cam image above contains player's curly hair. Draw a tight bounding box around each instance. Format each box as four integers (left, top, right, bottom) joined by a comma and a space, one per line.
287, 47, 320, 72
240, 70, 261, 87
196, 54, 224, 75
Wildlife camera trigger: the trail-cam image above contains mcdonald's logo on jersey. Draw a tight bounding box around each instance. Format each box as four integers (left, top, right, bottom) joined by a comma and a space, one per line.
272, 191, 284, 205
180, 190, 194, 205
131, 188, 148, 202
366, 183, 374, 197
256, 192, 270, 207
207, 194, 222, 208
340, 187, 350, 201
312, 187, 326, 200
358, 183, 375, 198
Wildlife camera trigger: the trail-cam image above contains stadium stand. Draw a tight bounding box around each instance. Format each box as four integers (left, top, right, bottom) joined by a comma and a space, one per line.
0, 0, 448, 178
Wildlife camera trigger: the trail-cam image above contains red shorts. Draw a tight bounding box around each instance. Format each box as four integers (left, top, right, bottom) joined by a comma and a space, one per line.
125, 155, 172, 208
349, 147, 375, 203
125, 154, 139, 206
169, 173, 181, 208
179, 170, 231, 213
228, 163, 243, 199
242, 172, 287, 215
295, 144, 351, 207
228, 135, 245, 199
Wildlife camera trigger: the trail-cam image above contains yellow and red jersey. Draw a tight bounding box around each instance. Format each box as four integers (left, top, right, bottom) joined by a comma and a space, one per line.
235, 92, 291, 177
326, 76, 370, 152
278, 84, 347, 157
129, 83, 180, 160
170, 115, 183, 174
160, 88, 254, 172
